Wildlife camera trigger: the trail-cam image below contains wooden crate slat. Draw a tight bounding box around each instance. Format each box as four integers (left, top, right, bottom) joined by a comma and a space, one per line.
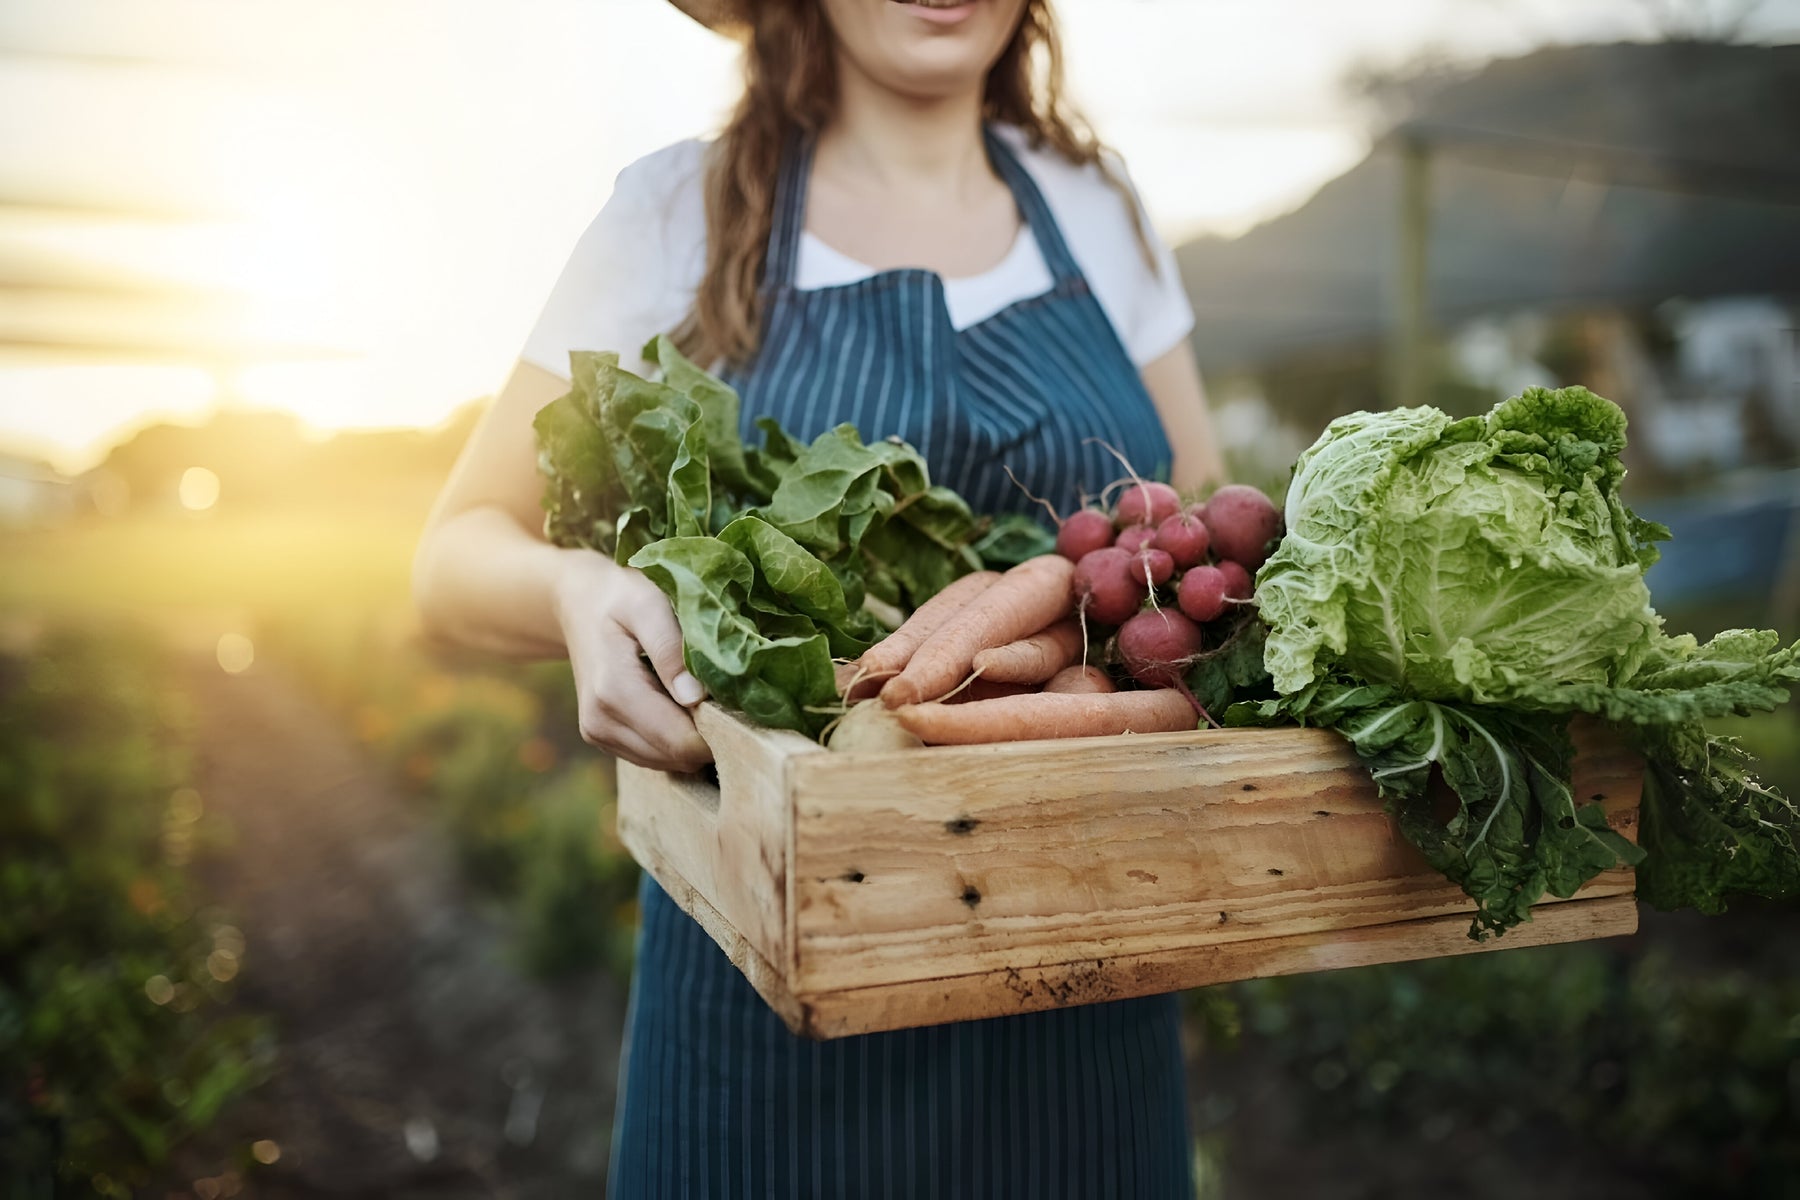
790, 895, 1640, 1039
614, 703, 1646, 1039
784, 720, 1641, 993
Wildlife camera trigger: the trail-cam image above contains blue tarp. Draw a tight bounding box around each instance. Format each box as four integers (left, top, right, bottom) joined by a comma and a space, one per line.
1637, 471, 1799, 610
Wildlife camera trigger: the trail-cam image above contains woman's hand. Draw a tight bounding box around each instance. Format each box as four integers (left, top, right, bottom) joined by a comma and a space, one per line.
553, 551, 714, 773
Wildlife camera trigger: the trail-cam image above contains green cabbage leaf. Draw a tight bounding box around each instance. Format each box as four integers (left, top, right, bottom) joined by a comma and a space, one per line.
1238, 387, 1800, 936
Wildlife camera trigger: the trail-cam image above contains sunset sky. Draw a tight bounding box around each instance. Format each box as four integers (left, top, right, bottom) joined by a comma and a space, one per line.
2, 0, 1795, 473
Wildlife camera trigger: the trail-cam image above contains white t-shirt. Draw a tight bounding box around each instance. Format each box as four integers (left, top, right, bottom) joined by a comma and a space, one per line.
520, 126, 1194, 379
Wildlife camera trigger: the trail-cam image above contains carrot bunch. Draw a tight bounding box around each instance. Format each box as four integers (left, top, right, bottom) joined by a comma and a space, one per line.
832, 477, 1283, 747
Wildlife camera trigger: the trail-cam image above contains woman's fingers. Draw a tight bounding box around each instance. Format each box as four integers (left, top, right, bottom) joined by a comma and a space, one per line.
553, 557, 712, 771
618, 579, 708, 708
574, 627, 713, 772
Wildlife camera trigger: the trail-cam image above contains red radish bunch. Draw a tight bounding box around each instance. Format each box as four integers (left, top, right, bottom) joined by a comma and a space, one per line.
1048, 470, 1282, 721
1056, 475, 1280, 632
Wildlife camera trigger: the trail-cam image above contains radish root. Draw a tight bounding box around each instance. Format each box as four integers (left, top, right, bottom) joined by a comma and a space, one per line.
931, 668, 987, 704
1002, 464, 1064, 526
1082, 436, 1150, 504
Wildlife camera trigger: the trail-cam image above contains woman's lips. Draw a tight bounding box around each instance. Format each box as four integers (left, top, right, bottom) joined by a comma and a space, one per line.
891, 0, 979, 25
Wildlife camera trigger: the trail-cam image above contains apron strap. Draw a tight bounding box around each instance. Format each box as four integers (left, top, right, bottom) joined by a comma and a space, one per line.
765, 131, 815, 289
764, 125, 1084, 289
983, 125, 1084, 286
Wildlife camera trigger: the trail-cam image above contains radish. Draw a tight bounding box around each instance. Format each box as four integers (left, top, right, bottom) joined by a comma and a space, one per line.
1072, 546, 1147, 627
1216, 559, 1254, 601
1177, 565, 1230, 623
1152, 510, 1210, 568
1129, 547, 1175, 588
1056, 507, 1115, 562
1116, 608, 1221, 728
1118, 609, 1205, 688
1043, 664, 1117, 694
1204, 484, 1283, 570
1115, 481, 1182, 529
827, 699, 925, 752
1114, 523, 1157, 556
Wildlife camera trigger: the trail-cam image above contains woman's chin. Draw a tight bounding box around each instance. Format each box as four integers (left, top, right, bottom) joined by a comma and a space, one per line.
827, 0, 1023, 99
879, 53, 997, 100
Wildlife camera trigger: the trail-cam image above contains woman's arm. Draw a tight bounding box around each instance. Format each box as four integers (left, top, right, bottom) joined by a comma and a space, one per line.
412, 360, 712, 771
1140, 339, 1227, 493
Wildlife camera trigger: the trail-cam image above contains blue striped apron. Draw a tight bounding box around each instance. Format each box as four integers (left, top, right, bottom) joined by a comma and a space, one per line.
609, 127, 1192, 1199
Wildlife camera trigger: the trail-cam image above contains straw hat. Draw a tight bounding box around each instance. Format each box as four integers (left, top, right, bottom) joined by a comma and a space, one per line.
668, 0, 748, 33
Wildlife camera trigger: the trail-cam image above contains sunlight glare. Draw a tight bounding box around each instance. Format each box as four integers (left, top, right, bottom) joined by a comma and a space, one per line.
179, 466, 221, 511
216, 633, 254, 674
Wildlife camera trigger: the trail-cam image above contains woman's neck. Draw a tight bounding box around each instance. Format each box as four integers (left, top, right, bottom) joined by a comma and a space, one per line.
814, 59, 992, 203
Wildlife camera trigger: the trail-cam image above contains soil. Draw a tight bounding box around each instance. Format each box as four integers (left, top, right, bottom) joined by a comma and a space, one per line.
164, 649, 627, 1199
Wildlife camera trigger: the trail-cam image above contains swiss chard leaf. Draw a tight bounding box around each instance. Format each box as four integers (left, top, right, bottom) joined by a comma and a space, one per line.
717, 515, 880, 658
643, 334, 763, 504
971, 513, 1058, 570
627, 537, 839, 737
757, 425, 896, 556
532, 351, 629, 553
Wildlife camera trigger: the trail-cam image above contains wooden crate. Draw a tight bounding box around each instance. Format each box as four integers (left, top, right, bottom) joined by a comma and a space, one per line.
616, 704, 1641, 1040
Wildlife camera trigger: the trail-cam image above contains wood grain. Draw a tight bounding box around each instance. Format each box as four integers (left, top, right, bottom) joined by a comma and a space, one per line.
784, 722, 1641, 993
615, 703, 819, 979
614, 704, 1646, 1040
790, 894, 1640, 1039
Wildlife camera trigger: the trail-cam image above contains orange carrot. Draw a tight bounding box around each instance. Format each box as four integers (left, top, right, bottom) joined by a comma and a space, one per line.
841, 570, 1000, 700
891, 688, 1196, 744
971, 618, 1085, 685
1043, 664, 1117, 694
879, 555, 1077, 708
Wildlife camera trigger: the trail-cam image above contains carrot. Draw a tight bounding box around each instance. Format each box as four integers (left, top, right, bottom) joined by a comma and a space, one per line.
841, 570, 1000, 700
970, 618, 1085, 685
1043, 664, 1117, 694
879, 555, 1077, 708
891, 688, 1196, 745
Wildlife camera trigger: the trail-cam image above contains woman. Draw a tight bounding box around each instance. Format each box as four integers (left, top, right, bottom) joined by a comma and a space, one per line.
414, 0, 1224, 1194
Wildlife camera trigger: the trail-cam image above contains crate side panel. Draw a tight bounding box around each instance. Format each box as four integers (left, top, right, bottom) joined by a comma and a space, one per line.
793, 895, 1640, 1039
788, 726, 1641, 993
616, 704, 811, 975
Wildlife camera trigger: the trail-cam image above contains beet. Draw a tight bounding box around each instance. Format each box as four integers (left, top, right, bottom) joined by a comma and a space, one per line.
1117, 609, 1206, 689
1204, 484, 1283, 570
1056, 508, 1115, 562
1115, 482, 1182, 529
1072, 546, 1148, 627
1152, 511, 1211, 568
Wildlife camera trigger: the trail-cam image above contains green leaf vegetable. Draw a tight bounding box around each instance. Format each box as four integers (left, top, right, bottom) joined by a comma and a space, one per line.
533, 336, 992, 737
1233, 387, 1799, 936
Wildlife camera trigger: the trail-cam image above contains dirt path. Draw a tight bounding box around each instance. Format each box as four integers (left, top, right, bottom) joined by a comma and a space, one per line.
172, 648, 627, 1199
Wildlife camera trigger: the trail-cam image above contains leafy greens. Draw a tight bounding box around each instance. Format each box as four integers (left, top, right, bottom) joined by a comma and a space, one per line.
1233, 387, 1800, 937
533, 336, 986, 737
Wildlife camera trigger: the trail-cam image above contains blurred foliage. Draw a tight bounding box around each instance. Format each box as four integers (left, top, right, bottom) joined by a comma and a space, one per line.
1192, 934, 1798, 1198
1185, 596, 1800, 1198
260, 615, 642, 979
0, 629, 272, 1198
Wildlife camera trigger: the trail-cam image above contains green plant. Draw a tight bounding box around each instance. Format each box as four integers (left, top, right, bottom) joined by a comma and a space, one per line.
1191, 931, 1800, 1197
0, 630, 271, 1197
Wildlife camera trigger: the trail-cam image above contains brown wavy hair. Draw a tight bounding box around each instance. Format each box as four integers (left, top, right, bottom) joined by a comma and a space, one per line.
674, 0, 1149, 369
